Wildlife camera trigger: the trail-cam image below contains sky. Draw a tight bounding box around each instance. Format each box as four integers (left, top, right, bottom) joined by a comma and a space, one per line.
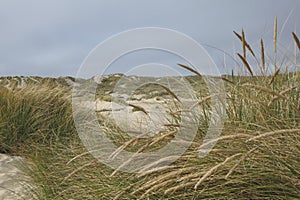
0, 0, 299, 77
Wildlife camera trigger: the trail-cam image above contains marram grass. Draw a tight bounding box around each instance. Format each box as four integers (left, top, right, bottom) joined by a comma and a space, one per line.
0, 28, 299, 199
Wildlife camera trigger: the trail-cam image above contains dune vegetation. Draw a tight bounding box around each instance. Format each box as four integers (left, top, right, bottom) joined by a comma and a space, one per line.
0, 25, 300, 199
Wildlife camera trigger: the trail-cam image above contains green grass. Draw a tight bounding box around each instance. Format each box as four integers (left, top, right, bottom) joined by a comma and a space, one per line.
0, 85, 73, 154
0, 27, 300, 199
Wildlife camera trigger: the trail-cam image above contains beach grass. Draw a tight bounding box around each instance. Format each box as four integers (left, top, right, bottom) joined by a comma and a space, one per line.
0, 27, 299, 199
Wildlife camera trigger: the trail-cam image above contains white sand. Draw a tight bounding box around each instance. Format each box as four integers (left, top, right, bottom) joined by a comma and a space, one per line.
0, 154, 30, 200
96, 98, 176, 137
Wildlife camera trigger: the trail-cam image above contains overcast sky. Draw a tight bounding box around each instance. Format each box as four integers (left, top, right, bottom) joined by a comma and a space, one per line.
0, 0, 299, 77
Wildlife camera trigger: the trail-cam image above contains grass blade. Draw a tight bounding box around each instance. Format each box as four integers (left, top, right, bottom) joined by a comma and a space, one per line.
274, 16, 278, 67
269, 67, 280, 85
233, 30, 256, 58
128, 104, 148, 115
292, 32, 300, 50
242, 29, 246, 60
261, 38, 265, 70
237, 53, 253, 76
177, 63, 202, 78
159, 85, 181, 103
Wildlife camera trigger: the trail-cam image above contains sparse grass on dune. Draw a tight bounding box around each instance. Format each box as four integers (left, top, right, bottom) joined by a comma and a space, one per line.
0, 24, 300, 199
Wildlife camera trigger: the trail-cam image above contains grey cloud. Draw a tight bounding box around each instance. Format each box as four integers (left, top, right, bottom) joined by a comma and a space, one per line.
0, 0, 299, 77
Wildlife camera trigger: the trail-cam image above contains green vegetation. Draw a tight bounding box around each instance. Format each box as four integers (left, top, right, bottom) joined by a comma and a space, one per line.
0, 84, 73, 154
0, 25, 300, 199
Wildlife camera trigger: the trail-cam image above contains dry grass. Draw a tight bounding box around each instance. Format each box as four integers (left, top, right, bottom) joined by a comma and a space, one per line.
261, 38, 265, 70
233, 30, 256, 58
237, 53, 253, 76
292, 32, 300, 50
0, 23, 300, 200
274, 16, 278, 68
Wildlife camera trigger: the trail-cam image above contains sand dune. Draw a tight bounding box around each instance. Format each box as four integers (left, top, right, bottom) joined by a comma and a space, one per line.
0, 154, 30, 200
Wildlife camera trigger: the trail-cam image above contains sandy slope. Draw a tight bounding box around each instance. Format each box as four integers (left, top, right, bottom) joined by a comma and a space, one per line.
96, 98, 173, 137
0, 154, 30, 200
